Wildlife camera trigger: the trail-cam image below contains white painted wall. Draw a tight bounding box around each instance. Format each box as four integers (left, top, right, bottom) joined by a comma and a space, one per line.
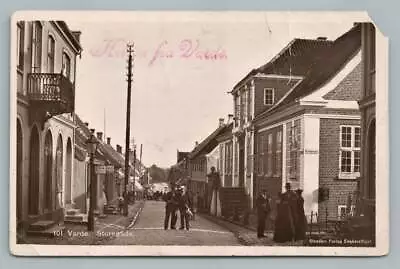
302, 115, 320, 218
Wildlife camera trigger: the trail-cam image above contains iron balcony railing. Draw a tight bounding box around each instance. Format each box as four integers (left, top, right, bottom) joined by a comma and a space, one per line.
27, 73, 75, 113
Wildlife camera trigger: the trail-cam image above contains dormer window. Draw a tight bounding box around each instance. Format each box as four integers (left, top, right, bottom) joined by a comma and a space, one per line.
264, 88, 274, 105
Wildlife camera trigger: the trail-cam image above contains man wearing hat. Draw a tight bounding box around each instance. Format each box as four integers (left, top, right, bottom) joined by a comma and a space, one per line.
164, 184, 179, 230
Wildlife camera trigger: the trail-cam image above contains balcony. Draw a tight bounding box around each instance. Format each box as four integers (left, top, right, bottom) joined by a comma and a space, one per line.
27, 73, 75, 116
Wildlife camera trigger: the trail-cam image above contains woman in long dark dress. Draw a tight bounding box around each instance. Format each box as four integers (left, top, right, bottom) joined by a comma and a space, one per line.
273, 183, 297, 243
295, 189, 307, 241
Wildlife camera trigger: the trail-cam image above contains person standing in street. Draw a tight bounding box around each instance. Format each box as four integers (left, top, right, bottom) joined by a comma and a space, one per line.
164, 186, 179, 230
178, 187, 192, 230
273, 183, 298, 243
294, 189, 307, 241
207, 166, 222, 217
256, 189, 271, 238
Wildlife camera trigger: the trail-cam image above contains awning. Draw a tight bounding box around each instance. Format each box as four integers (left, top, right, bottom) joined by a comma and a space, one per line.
129, 176, 144, 191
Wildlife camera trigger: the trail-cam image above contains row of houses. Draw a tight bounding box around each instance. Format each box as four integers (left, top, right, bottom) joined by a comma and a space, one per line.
174, 22, 376, 231
15, 20, 146, 239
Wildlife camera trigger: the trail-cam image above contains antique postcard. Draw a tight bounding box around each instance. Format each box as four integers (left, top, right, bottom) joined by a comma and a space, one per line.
9, 11, 389, 256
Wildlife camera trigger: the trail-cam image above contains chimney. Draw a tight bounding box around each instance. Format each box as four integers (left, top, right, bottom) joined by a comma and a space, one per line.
72, 31, 81, 43
84, 122, 89, 127
96, 132, 103, 141
116, 144, 122, 154
227, 114, 234, 124
90, 128, 95, 134
195, 141, 199, 148
107, 137, 111, 145
218, 118, 225, 127
317, 36, 327, 41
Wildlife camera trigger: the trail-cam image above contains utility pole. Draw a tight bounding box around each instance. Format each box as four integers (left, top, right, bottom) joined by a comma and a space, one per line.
124, 43, 134, 216
133, 146, 137, 203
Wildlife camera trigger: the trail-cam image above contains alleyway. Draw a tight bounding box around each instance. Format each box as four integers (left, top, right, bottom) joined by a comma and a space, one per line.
109, 201, 241, 245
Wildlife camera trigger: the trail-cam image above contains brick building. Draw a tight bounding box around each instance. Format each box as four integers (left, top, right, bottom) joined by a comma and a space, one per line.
15, 21, 82, 237
229, 33, 333, 209
253, 24, 362, 221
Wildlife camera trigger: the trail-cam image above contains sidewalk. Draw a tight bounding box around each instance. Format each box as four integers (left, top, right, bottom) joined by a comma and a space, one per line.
20, 201, 145, 245
201, 213, 304, 246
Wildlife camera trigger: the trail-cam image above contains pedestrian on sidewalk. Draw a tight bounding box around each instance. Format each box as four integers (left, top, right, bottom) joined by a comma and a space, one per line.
118, 195, 124, 215
273, 183, 297, 243
294, 189, 307, 241
164, 186, 179, 230
207, 167, 221, 217
178, 187, 192, 230
256, 189, 271, 238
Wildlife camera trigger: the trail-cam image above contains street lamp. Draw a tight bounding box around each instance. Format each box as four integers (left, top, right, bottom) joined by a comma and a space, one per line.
87, 129, 99, 231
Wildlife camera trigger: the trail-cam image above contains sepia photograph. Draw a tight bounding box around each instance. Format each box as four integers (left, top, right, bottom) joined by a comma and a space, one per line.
9, 11, 388, 256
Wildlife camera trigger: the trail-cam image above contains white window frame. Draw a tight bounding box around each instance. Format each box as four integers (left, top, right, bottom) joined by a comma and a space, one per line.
264, 88, 275, 106
339, 125, 361, 179
337, 205, 356, 220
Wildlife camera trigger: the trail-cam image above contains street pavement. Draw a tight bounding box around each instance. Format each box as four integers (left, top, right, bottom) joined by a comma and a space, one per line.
108, 200, 241, 245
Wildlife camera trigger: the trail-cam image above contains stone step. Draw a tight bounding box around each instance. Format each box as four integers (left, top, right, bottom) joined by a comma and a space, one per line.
28, 220, 56, 231
27, 224, 65, 238
65, 208, 81, 216
65, 214, 88, 223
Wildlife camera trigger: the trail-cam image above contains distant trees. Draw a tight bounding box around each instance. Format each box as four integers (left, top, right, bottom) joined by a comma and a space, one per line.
148, 164, 168, 183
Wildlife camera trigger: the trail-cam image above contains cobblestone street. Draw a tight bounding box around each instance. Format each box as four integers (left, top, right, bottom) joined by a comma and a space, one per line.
108, 200, 241, 245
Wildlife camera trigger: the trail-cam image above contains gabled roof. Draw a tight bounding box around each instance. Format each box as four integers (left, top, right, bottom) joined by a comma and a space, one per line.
100, 143, 125, 168
231, 38, 333, 93
177, 151, 189, 163
189, 124, 230, 160
255, 23, 362, 120
216, 122, 233, 142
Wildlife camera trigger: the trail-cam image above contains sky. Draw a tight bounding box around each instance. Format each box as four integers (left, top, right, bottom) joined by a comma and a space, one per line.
65, 12, 362, 168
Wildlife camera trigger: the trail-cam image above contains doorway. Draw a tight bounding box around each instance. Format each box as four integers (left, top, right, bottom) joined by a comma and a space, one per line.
28, 126, 40, 215
44, 130, 53, 211
17, 120, 23, 222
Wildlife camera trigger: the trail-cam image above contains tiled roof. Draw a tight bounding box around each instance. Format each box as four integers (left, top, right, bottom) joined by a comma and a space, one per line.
216, 122, 233, 142
256, 23, 362, 120
232, 38, 333, 92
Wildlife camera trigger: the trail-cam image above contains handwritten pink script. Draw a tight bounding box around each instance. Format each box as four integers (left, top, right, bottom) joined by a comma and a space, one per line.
89, 39, 228, 66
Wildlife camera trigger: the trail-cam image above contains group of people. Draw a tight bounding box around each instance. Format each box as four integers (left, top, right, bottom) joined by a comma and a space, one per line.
163, 185, 194, 230
256, 182, 307, 243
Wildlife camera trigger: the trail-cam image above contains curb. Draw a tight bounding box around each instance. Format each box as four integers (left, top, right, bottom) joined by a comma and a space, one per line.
199, 213, 254, 246
127, 202, 145, 230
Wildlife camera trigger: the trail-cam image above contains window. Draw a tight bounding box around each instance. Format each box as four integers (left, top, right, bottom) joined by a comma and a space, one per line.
247, 86, 252, 121
258, 134, 265, 175
62, 52, 71, 80
246, 135, 253, 175
267, 133, 273, 175
288, 120, 301, 180
264, 88, 274, 105
47, 35, 55, 73
32, 21, 42, 73
234, 95, 240, 126
17, 22, 24, 70
225, 142, 233, 175
276, 130, 282, 175
337, 205, 356, 220
339, 126, 361, 179
240, 90, 246, 125
234, 143, 239, 174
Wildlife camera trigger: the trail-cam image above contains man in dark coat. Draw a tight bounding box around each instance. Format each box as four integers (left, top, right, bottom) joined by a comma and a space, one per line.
178, 187, 193, 230
256, 189, 271, 238
164, 187, 179, 230
294, 189, 307, 240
